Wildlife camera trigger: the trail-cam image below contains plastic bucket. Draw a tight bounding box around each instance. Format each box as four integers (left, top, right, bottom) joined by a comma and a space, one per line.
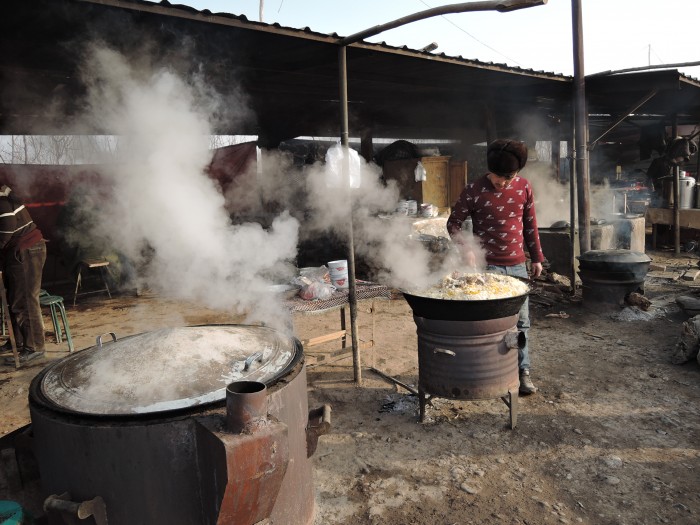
407, 200, 418, 216
328, 260, 348, 289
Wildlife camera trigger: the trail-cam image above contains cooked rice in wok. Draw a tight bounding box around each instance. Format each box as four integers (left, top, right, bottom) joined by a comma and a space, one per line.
414, 272, 529, 300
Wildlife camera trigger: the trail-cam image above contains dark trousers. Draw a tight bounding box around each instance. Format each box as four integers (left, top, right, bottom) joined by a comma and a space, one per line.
4, 241, 46, 352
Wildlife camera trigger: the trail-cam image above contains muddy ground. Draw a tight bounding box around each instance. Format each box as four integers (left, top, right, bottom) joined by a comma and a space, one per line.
2, 249, 700, 525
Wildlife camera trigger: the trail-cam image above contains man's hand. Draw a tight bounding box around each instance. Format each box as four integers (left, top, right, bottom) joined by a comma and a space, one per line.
461, 247, 476, 269
531, 262, 543, 278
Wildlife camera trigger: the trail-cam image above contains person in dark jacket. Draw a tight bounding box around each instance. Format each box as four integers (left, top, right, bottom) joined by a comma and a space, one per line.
0, 185, 47, 364
447, 139, 544, 394
646, 137, 698, 206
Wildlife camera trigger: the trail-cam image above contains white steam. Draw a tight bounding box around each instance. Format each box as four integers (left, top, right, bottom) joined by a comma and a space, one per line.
69, 45, 477, 327
526, 160, 623, 229
76, 46, 299, 330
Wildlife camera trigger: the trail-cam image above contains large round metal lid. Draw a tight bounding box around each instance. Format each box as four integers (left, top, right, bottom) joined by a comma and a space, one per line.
38, 325, 300, 416
577, 249, 651, 264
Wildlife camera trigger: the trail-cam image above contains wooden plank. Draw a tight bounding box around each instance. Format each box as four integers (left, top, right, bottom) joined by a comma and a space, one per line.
646, 207, 700, 229
681, 269, 700, 281
306, 340, 374, 358
302, 330, 347, 347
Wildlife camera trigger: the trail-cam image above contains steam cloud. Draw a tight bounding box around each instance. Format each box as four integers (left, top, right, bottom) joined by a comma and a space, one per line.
229, 143, 470, 291
68, 45, 547, 333
526, 159, 620, 228
73, 46, 300, 330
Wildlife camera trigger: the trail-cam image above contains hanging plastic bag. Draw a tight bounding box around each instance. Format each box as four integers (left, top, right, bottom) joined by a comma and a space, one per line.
414, 161, 427, 182
326, 144, 361, 188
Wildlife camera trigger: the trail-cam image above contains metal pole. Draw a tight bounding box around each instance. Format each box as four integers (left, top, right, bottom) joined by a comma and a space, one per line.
571, 0, 590, 253
338, 0, 547, 46
338, 46, 361, 384
588, 60, 700, 78
568, 141, 577, 294
672, 117, 680, 254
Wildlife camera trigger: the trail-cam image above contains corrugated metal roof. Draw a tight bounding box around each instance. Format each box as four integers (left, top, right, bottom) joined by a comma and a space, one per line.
111, 0, 570, 79
1, 0, 574, 142
1, 0, 699, 151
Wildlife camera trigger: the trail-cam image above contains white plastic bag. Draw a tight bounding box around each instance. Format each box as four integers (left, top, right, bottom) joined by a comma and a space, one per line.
299, 281, 336, 300
326, 144, 361, 189
414, 161, 427, 182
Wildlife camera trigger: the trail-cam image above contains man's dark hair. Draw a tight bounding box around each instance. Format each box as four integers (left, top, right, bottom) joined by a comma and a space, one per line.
487, 139, 528, 177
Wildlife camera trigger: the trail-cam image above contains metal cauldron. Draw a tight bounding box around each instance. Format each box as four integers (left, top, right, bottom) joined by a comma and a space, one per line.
577, 249, 651, 305
402, 284, 528, 427
401, 289, 527, 322
28, 325, 330, 525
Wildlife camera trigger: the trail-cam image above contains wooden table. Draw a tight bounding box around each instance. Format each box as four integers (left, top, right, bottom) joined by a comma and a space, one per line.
645, 207, 700, 248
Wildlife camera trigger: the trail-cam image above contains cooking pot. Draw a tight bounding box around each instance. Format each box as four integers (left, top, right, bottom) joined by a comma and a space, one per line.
661, 175, 696, 209
29, 325, 328, 525
577, 249, 650, 274
402, 289, 528, 321
548, 220, 570, 230
577, 250, 650, 304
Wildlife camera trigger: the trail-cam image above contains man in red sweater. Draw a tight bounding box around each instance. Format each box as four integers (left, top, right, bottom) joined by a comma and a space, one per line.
447, 139, 544, 394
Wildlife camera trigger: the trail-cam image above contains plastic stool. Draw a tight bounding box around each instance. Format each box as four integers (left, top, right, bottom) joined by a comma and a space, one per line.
40, 293, 74, 353
0, 500, 32, 524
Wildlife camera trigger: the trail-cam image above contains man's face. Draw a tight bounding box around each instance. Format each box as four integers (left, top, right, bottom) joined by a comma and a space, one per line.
489, 172, 517, 190
672, 156, 686, 165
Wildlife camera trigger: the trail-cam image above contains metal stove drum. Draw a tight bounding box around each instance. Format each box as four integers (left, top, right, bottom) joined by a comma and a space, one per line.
402, 288, 528, 428
28, 324, 330, 525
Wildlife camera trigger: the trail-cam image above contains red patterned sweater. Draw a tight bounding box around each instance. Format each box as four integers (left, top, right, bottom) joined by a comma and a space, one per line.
446, 174, 544, 266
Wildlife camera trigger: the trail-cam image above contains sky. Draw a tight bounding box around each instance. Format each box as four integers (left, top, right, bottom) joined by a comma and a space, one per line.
152, 0, 700, 77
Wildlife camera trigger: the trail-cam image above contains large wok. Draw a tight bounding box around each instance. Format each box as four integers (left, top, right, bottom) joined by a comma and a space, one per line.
402, 289, 528, 321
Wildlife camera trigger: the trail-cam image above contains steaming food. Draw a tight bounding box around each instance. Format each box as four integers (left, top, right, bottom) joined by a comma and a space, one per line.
412, 271, 528, 300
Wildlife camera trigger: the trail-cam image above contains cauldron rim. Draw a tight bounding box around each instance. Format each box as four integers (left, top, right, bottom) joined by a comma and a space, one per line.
401, 290, 528, 321
577, 249, 651, 264
29, 324, 304, 421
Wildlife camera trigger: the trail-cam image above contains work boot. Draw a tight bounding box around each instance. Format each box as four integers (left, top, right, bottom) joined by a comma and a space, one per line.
0, 340, 19, 356
519, 368, 538, 395
3, 349, 44, 365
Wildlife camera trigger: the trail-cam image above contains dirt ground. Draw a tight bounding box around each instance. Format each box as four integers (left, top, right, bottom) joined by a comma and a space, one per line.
2, 249, 700, 525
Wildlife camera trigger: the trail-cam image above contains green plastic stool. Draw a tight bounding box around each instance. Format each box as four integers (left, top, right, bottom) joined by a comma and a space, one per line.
39, 293, 74, 353
0, 500, 33, 524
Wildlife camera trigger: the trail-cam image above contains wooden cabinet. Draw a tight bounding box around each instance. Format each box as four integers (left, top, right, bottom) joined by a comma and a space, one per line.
383, 156, 467, 213
448, 159, 468, 208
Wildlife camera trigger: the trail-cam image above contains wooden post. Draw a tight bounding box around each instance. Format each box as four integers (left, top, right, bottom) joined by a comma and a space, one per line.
672, 117, 680, 254
360, 129, 373, 164
0, 272, 19, 368
338, 46, 362, 384
551, 133, 561, 182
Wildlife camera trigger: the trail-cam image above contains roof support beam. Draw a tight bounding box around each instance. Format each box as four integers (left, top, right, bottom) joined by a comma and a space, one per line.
588, 88, 659, 148
338, 0, 547, 46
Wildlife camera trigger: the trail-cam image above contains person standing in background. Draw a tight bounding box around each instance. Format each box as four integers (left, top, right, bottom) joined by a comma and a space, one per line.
0, 185, 47, 364
446, 139, 544, 395
646, 137, 698, 207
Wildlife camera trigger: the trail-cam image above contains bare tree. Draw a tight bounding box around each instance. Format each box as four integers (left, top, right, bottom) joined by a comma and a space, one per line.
1, 134, 252, 164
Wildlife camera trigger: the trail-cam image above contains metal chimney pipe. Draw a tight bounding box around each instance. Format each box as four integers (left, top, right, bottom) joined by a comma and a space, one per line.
226, 381, 268, 433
